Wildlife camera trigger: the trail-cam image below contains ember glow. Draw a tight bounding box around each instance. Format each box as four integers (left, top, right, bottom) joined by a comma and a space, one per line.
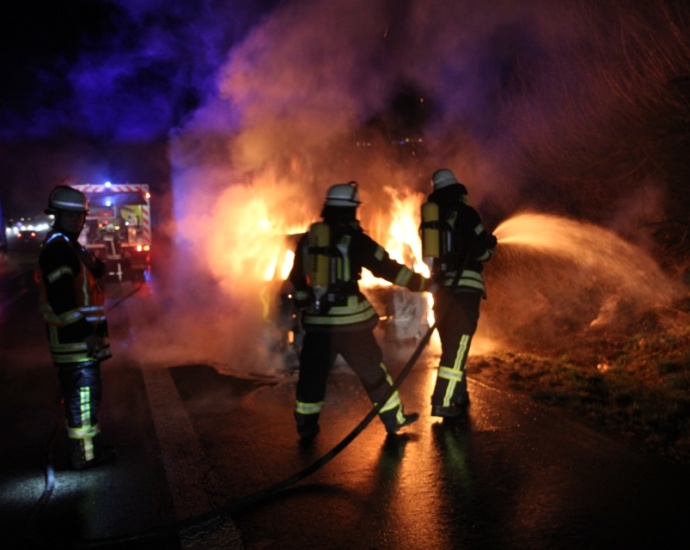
156, 1, 690, 372
365, 187, 437, 345
205, 178, 310, 296
369, 187, 436, 329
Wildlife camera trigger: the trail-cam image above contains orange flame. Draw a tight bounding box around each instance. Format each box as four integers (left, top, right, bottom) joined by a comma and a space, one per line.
205, 178, 435, 335
367, 187, 435, 327
363, 186, 430, 283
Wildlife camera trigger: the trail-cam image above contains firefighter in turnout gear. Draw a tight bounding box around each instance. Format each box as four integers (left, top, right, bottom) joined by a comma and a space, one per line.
421, 169, 497, 418
289, 181, 432, 438
37, 185, 116, 469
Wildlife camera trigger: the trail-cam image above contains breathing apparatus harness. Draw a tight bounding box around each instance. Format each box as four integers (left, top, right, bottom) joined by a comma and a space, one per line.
306, 220, 359, 313
421, 198, 465, 283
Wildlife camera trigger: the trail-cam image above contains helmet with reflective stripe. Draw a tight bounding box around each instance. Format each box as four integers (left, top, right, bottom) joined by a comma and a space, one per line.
431, 168, 459, 191
325, 181, 360, 207
45, 185, 89, 214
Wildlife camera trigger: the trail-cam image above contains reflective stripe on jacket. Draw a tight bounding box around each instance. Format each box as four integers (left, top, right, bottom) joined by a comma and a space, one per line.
290, 221, 427, 332
427, 187, 495, 297
38, 231, 111, 364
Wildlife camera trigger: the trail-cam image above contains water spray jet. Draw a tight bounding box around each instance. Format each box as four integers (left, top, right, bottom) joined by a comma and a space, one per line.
481, 211, 684, 352
493, 211, 680, 306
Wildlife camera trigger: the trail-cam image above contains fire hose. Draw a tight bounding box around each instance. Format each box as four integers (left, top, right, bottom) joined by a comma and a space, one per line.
104, 280, 146, 313
26, 281, 460, 548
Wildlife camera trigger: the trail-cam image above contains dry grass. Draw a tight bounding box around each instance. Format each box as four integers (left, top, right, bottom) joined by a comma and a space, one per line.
470, 294, 690, 463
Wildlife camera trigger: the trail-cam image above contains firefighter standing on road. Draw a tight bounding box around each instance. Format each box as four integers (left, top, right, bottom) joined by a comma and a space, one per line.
37, 185, 116, 469
289, 181, 432, 438
420, 169, 497, 418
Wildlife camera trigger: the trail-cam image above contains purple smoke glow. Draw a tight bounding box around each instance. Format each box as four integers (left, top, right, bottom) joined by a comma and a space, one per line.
0, 0, 279, 215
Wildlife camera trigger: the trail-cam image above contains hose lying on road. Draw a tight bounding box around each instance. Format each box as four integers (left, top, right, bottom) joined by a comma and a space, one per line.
26, 319, 440, 549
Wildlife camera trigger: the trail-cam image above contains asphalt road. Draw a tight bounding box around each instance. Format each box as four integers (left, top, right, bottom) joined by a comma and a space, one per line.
1, 255, 689, 549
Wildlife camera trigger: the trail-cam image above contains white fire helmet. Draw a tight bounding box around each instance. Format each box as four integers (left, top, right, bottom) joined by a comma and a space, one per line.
45, 186, 89, 214
324, 181, 361, 207
431, 168, 459, 191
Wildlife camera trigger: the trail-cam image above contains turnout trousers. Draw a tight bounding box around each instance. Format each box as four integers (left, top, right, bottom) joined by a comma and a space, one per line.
57, 362, 110, 468
431, 291, 481, 408
57, 362, 102, 432
295, 326, 406, 433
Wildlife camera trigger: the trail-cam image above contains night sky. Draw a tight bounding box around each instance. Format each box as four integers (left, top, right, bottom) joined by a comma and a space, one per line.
0, 0, 282, 140
0, 0, 280, 215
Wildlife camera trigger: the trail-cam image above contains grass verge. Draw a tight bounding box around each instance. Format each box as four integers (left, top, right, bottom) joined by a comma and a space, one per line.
470, 295, 690, 463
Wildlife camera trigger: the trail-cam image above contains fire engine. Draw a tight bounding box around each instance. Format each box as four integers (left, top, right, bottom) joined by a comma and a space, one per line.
72, 182, 152, 282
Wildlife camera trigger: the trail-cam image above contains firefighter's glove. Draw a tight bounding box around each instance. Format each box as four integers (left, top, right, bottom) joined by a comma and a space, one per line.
431, 283, 455, 302
92, 257, 106, 279
427, 281, 455, 302
80, 248, 106, 279
487, 234, 498, 249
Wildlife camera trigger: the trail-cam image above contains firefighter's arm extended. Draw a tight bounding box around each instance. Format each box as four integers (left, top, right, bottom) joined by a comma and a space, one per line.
426, 280, 441, 295
462, 206, 497, 262
360, 235, 429, 292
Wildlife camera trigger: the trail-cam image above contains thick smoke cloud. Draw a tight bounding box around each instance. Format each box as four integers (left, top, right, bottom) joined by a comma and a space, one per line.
167, 0, 690, 371
2, 0, 689, 371
178, 0, 690, 222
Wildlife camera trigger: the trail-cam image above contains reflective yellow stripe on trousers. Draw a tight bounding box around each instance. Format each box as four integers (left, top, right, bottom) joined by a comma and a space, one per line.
439, 334, 470, 407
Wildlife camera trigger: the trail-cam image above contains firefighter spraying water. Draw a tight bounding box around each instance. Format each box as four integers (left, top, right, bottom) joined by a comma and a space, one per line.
420, 168, 497, 418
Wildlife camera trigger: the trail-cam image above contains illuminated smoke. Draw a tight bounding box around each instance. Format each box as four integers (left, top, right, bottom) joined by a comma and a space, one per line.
160, 0, 690, 373
3, 1, 689, 372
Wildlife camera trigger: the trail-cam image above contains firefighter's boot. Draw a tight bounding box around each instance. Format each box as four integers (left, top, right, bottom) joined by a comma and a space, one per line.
431, 363, 470, 418
68, 427, 116, 470
453, 376, 470, 406
432, 384, 470, 418
453, 393, 470, 407
294, 411, 320, 440
431, 404, 467, 418
380, 406, 419, 435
